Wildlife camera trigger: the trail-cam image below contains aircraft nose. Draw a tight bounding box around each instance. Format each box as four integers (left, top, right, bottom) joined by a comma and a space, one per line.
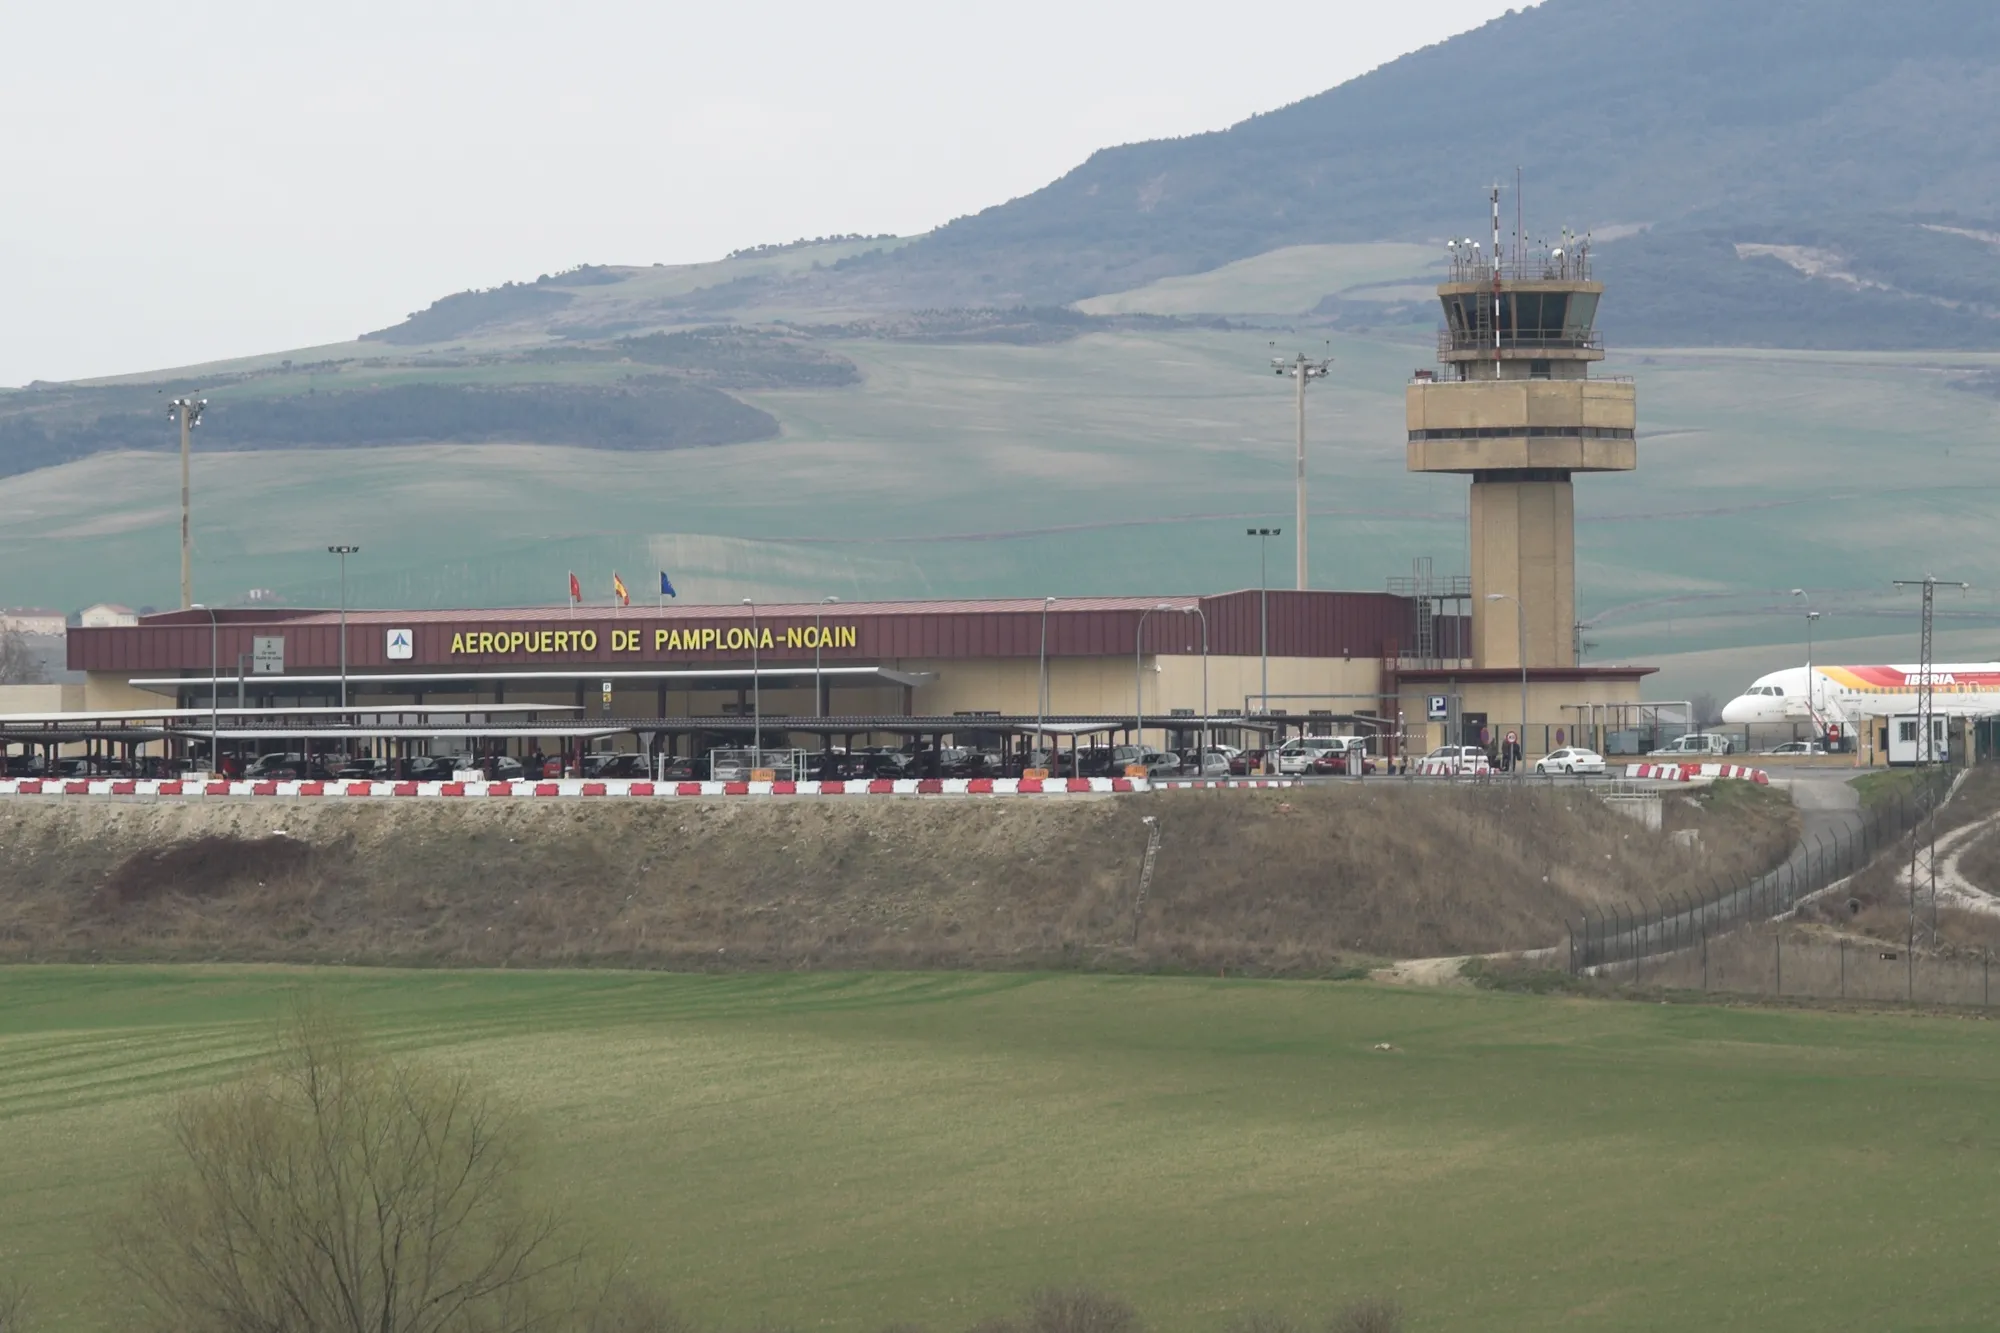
1720, 696, 1755, 725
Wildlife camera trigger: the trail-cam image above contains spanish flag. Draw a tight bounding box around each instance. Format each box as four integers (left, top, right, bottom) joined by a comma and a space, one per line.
612, 572, 629, 607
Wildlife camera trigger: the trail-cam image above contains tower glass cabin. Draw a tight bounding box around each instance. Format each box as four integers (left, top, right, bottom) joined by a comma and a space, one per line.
1407, 236, 1636, 670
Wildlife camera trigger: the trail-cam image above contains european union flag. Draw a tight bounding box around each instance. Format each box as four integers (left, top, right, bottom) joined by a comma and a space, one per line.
659, 571, 677, 598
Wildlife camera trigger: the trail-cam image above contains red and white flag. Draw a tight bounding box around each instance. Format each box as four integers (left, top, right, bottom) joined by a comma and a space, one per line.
568, 571, 581, 604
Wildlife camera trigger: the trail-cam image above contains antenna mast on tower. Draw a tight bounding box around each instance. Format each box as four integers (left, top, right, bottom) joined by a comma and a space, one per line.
1490, 185, 1503, 370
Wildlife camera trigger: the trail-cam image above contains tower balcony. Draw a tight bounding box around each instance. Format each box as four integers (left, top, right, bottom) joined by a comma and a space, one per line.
1406, 378, 1636, 475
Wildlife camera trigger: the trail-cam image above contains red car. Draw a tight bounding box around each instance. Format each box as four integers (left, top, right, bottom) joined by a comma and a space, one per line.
1309, 750, 1378, 776
1228, 748, 1269, 776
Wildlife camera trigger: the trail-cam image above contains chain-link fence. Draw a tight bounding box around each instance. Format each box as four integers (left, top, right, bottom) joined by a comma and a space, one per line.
1570, 769, 1957, 973
1610, 928, 1999, 1008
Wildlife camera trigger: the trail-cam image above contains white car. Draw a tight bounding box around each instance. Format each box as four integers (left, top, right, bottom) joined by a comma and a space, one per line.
1763, 740, 1826, 756
1274, 736, 1357, 775
1535, 747, 1606, 775
1420, 745, 1492, 776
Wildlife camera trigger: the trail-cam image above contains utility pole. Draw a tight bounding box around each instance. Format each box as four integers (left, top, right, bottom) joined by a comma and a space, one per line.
1247, 528, 1280, 714
1791, 589, 1820, 740
1270, 351, 1330, 589
1894, 576, 1968, 957
169, 397, 208, 609
329, 546, 359, 710
742, 598, 761, 764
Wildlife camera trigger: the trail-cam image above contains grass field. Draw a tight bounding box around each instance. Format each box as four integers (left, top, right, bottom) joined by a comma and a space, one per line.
3, 966, 1998, 1332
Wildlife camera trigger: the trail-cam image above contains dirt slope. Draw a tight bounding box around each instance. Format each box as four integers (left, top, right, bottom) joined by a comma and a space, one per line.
0, 784, 1795, 973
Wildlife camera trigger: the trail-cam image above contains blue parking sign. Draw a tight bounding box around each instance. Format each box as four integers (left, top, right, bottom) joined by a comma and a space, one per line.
1427, 695, 1448, 720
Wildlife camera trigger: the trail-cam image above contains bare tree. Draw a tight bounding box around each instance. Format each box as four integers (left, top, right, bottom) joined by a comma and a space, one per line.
1328, 1299, 1400, 1333
108, 1012, 607, 1333
1024, 1287, 1139, 1333
0, 627, 45, 685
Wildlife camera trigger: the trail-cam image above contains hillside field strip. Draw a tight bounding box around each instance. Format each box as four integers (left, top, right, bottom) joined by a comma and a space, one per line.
2, 966, 1997, 1331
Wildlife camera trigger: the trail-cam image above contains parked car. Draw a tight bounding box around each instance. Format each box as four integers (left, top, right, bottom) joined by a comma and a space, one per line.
708, 749, 757, 781
656, 755, 700, 780
1178, 749, 1233, 777
583, 753, 649, 779
1070, 747, 1130, 778
1227, 748, 1269, 776
1534, 747, 1606, 776
244, 752, 306, 779
1273, 736, 1359, 775
56, 756, 129, 778
1649, 732, 1734, 757
1421, 745, 1493, 776
335, 759, 392, 780
1764, 740, 1826, 756
1132, 749, 1182, 777
1310, 747, 1378, 776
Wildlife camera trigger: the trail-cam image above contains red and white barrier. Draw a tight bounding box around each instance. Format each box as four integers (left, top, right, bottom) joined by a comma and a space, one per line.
1154, 778, 1296, 789
0, 775, 1147, 800
1624, 762, 1769, 784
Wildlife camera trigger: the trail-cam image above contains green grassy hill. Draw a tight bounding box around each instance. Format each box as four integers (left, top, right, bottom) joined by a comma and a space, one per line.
856, 0, 2000, 349
5, 291, 1998, 699
7, 966, 2000, 1332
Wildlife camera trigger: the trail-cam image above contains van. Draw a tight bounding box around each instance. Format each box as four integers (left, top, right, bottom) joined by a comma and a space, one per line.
1648, 733, 1733, 757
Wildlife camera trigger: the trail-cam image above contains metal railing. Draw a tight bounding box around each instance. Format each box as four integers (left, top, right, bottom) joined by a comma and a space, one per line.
1444, 253, 1594, 284
1570, 769, 1957, 973
1437, 329, 1604, 357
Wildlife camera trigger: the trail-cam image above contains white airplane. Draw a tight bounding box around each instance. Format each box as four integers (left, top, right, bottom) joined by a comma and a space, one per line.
1721, 663, 2000, 733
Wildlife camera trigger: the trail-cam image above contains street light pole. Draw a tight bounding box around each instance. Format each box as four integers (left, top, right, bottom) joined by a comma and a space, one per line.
1486, 592, 1527, 771
814, 596, 840, 720
742, 598, 761, 762
1269, 352, 1329, 590
1790, 589, 1820, 738
1247, 528, 1281, 714
169, 397, 207, 610
1134, 603, 1172, 751
195, 604, 219, 772
1038, 596, 1056, 763
1182, 604, 1209, 757
328, 545, 359, 710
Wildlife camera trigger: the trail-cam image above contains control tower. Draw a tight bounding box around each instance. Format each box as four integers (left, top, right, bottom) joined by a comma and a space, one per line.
1406, 193, 1635, 671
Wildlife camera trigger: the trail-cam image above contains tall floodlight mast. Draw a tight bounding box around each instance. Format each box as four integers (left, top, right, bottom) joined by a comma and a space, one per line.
1270, 350, 1331, 589
168, 396, 208, 609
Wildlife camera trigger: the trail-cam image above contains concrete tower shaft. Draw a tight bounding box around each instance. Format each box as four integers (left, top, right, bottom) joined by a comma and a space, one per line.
1407, 234, 1636, 670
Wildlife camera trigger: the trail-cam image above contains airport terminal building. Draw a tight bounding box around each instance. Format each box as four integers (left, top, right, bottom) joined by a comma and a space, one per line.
55, 592, 1652, 766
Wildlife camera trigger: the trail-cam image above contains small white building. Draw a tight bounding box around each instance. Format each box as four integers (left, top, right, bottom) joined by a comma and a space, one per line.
79, 603, 140, 629
0, 609, 66, 637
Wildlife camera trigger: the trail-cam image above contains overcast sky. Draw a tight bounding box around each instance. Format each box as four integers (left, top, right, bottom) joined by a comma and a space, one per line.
2, 0, 1519, 386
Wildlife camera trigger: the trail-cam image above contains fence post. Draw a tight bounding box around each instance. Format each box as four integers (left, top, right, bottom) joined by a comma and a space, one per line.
1774, 928, 1782, 997
1702, 927, 1709, 992
1840, 936, 1846, 1000
1568, 920, 1576, 976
